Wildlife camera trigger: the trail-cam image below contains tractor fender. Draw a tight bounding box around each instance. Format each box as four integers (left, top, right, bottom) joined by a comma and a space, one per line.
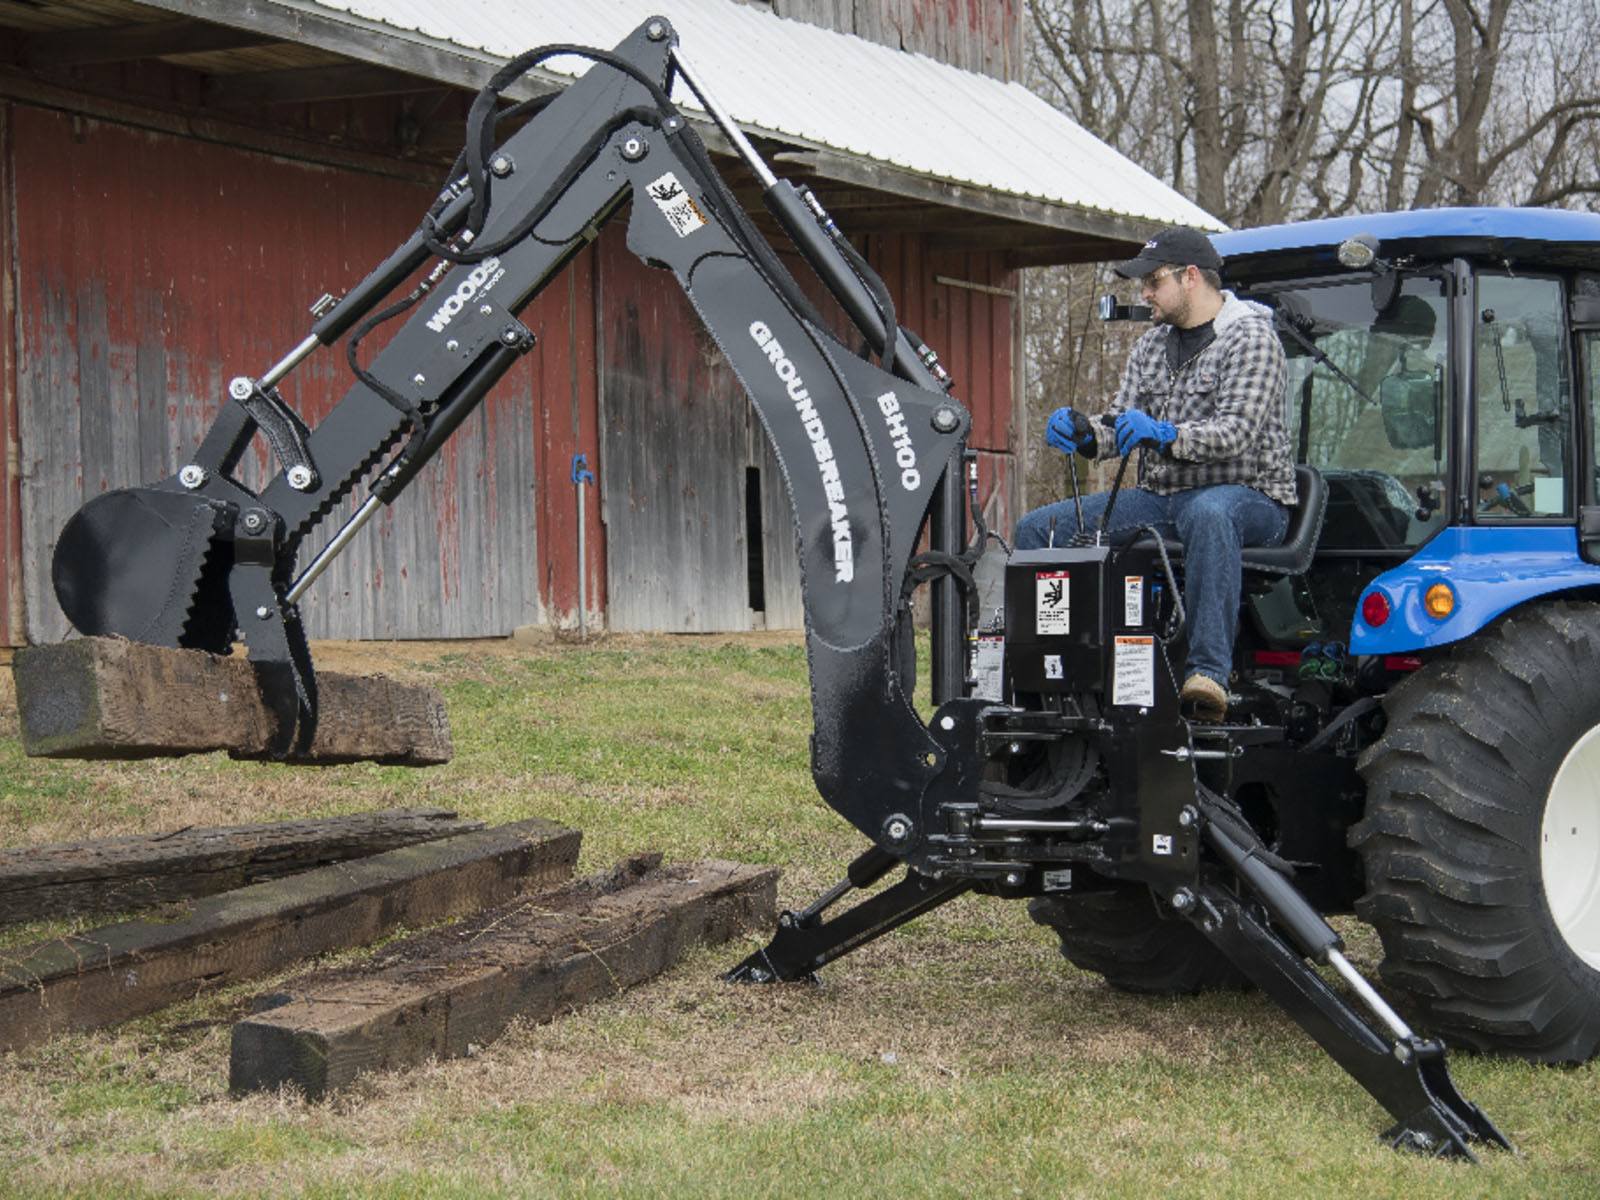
1350, 525, 1600, 654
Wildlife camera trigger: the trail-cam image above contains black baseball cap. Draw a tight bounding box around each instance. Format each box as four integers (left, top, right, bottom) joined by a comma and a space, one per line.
1113, 226, 1223, 279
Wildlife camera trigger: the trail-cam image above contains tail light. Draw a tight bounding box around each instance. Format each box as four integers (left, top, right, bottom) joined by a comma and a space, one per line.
1361, 589, 1391, 627
1252, 650, 1302, 667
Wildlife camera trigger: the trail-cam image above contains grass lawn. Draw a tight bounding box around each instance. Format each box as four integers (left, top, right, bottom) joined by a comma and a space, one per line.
0, 632, 1594, 1198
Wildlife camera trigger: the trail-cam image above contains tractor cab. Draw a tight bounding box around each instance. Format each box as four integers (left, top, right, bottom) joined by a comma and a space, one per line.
1210, 209, 1600, 676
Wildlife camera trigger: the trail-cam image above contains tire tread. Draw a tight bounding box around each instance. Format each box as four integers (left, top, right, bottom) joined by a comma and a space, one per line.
1028, 887, 1251, 995
1354, 600, 1600, 1062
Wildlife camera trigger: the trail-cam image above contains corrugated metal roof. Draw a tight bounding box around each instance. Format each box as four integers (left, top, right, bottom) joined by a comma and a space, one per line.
258, 0, 1224, 232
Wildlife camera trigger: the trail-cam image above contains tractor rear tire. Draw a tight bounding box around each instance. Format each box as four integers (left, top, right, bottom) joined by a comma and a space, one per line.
1354, 600, 1600, 1063
1028, 886, 1252, 994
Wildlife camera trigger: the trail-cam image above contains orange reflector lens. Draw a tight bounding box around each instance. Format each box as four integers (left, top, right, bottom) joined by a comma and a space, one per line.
1423, 582, 1455, 619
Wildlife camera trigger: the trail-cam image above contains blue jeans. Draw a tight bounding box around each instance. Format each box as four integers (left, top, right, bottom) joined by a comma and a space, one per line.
1013, 485, 1290, 685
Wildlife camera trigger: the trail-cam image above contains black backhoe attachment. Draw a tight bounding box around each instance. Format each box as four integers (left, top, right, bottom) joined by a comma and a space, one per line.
48, 16, 1509, 1159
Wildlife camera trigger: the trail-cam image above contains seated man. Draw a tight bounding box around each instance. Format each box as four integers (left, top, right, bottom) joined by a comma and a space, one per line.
1014, 226, 1296, 720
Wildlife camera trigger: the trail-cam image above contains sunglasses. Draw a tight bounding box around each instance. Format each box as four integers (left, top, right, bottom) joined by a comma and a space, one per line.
1140, 266, 1188, 290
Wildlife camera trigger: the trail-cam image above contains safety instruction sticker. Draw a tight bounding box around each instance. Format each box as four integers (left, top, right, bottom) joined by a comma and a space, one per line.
646, 171, 707, 237
1036, 570, 1070, 634
1043, 654, 1064, 680
1042, 868, 1073, 891
1112, 635, 1155, 707
971, 634, 1004, 702
1124, 576, 1144, 626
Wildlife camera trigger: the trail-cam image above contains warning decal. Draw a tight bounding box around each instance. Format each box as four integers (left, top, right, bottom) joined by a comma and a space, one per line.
646, 172, 707, 237
1036, 571, 1070, 635
1124, 576, 1144, 626
972, 634, 1004, 702
1112, 635, 1155, 707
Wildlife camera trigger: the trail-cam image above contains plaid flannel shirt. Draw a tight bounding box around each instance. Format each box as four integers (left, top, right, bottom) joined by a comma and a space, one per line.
1092, 292, 1296, 506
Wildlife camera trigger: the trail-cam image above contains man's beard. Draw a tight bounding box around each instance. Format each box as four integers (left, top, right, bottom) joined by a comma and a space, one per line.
1152, 292, 1192, 328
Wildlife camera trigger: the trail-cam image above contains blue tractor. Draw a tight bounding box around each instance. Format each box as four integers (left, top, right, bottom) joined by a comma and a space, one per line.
1029, 208, 1600, 1066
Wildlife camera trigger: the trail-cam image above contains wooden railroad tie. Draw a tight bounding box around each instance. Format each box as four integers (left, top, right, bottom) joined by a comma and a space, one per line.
230, 854, 779, 1098
12, 636, 452, 765
0, 808, 486, 926
0, 818, 580, 1053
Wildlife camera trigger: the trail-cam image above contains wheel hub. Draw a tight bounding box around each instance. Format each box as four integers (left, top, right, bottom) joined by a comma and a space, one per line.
1542, 722, 1600, 969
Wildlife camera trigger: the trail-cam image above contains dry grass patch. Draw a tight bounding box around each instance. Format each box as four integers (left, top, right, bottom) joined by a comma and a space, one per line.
1, 633, 1596, 1198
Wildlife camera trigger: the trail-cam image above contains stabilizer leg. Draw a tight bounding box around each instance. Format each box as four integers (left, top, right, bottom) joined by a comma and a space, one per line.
1189, 819, 1512, 1159
727, 845, 970, 983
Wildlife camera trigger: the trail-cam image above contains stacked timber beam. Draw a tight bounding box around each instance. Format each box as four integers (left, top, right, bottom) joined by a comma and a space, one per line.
0, 815, 779, 1093
4, 640, 781, 1094
0, 808, 484, 924
232, 855, 779, 1097
0, 818, 581, 1053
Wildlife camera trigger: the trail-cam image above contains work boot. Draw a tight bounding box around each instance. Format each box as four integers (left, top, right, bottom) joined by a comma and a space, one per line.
1180, 673, 1228, 722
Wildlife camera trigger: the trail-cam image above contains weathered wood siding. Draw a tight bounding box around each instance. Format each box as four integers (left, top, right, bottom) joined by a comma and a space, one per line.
8, 104, 549, 642
597, 221, 1016, 633
873, 234, 1021, 544
1, 103, 21, 646
531, 248, 607, 633
773, 0, 1024, 81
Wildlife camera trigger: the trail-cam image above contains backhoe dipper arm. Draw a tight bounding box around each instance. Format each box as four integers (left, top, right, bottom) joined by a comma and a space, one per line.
52, 17, 974, 830
592, 69, 975, 851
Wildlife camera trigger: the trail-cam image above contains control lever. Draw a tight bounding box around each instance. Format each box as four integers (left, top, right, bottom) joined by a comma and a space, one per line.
1477, 472, 1533, 517
1093, 414, 1138, 542
1513, 397, 1562, 427
1065, 440, 1087, 537
1414, 482, 1440, 522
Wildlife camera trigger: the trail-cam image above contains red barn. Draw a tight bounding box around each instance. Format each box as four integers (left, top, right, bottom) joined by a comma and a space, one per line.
0, 0, 1217, 643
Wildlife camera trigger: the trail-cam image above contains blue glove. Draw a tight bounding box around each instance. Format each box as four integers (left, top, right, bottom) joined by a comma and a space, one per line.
1045, 406, 1097, 456
1114, 409, 1177, 456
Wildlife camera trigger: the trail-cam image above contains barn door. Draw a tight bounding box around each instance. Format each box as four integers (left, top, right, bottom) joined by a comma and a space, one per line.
597, 225, 800, 632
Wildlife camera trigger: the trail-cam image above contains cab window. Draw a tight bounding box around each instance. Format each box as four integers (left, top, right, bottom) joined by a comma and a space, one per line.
1587, 329, 1600, 504
1249, 275, 1450, 551
1474, 274, 1571, 519
1580, 275, 1600, 506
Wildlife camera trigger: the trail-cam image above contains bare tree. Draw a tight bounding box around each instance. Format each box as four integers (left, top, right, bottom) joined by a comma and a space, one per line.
1018, 0, 1600, 507
1028, 0, 1380, 226
1027, 0, 1600, 221
1419, 0, 1600, 208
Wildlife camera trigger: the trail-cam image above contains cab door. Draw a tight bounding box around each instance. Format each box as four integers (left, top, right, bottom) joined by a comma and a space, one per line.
1472, 273, 1574, 525
1579, 276, 1600, 560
